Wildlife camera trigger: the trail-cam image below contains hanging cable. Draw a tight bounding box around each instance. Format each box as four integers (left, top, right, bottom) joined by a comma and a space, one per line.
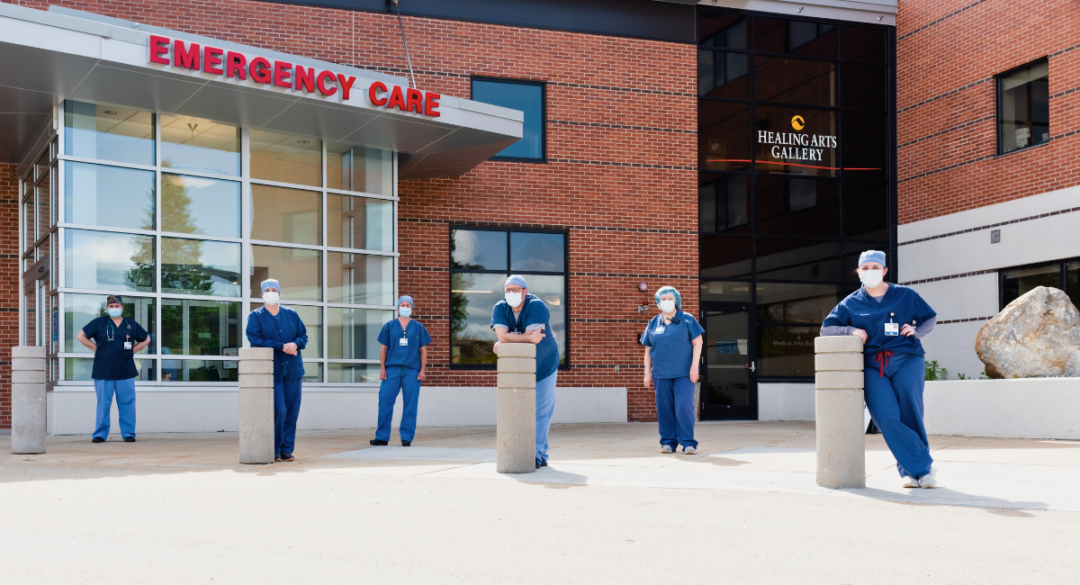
391, 0, 419, 89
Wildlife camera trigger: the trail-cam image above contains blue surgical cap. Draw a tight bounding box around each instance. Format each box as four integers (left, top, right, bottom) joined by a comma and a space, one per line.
397, 295, 414, 308
654, 286, 682, 310
261, 279, 281, 294
505, 275, 528, 289
858, 250, 887, 268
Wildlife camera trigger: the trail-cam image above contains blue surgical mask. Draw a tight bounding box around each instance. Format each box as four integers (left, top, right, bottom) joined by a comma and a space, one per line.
399, 307, 412, 318
107, 307, 123, 318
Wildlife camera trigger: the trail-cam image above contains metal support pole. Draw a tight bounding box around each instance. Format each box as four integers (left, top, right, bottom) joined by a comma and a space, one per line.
496, 343, 536, 474
238, 347, 275, 464
814, 336, 866, 488
10, 346, 46, 454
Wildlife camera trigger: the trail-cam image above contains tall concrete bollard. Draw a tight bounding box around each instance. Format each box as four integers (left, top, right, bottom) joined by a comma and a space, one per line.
238, 347, 275, 464
11, 346, 46, 454
496, 343, 536, 474
814, 336, 866, 488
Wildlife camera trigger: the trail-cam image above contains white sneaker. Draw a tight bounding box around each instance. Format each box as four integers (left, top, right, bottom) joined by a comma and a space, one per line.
919, 466, 938, 489
902, 476, 919, 488
661, 445, 674, 453
684, 446, 697, 455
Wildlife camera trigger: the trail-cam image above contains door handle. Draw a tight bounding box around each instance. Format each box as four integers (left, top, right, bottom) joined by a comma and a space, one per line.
747, 361, 756, 372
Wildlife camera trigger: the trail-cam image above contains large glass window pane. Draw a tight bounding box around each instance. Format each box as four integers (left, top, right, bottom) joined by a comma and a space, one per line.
843, 63, 887, 111
161, 360, 238, 382
64, 101, 155, 166
161, 299, 240, 356
65, 162, 155, 230
65, 229, 155, 292
451, 272, 505, 365
701, 236, 752, 279
843, 182, 888, 240
522, 274, 567, 364
757, 239, 840, 282
160, 115, 241, 176
328, 252, 394, 306
252, 303, 323, 358
302, 362, 323, 383
999, 60, 1049, 154
700, 280, 753, 303
757, 282, 838, 323
843, 26, 886, 62
327, 143, 392, 194
65, 293, 156, 354
756, 177, 840, 237
36, 169, 51, 239
328, 362, 381, 383
699, 50, 750, 99
328, 308, 394, 360
250, 245, 322, 302
24, 287, 36, 346
471, 79, 544, 160
699, 174, 750, 234
35, 150, 50, 180
755, 18, 837, 59
842, 111, 887, 180
699, 13, 747, 48
510, 232, 565, 272
23, 199, 34, 251
754, 56, 837, 107
700, 101, 752, 171
1002, 262, 1062, 308
250, 130, 321, 186
758, 325, 819, 377
755, 106, 838, 177
162, 238, 241, 297
162, 175, 241, 238
66, 358, 155, 381
327, 194, 392, 251
451, 229, 507, 270
1067, 261, 1080, 310
252, 185, 321, 246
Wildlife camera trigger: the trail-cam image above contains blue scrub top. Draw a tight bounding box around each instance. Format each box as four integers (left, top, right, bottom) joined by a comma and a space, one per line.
641, 311, 704, 379
377, 318, 432, 371
823, 284, 937, 359
491, 294, 560, 380
82, 316, 149, 381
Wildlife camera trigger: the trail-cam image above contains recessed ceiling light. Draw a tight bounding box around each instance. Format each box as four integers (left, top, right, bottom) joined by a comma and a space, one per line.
297, 139, 311, 144
104, 110, 118, 115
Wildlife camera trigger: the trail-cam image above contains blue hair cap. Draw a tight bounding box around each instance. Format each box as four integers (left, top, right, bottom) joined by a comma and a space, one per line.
654, 286, 682, 310
397, 295, 414, 308
858, 250, 887, 268
261, 279, 281, 294
505, 275, 528, 289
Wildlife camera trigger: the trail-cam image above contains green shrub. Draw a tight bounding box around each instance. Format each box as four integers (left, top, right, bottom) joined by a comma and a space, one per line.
925, 360, 948, 381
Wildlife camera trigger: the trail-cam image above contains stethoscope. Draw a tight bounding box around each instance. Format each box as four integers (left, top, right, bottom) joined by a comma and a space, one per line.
105, 318, 127, 343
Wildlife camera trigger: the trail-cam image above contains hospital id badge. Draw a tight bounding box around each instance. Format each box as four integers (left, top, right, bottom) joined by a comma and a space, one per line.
654, 325, 665, 335
124, 341, 133, 350
399, 337, 409, 347
884, 322, 899, 337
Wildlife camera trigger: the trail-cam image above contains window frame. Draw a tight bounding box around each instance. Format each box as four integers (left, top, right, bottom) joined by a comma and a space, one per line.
470, 76, 547, 163
448, 225, 569, 370
999, 258, 1074, 311
995, 57, 1050, 156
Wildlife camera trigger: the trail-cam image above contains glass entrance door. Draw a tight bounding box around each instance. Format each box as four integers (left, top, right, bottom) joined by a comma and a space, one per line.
701, 303, 757, 420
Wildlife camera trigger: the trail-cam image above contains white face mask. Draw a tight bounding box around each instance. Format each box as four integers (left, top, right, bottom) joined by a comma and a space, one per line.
505, 292, 523, 308
658, 299, 676, 313
859, 270, 884, 288
263, 291, 280, 306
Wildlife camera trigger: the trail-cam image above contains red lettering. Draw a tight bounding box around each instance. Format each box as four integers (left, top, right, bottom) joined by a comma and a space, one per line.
273, 61, 293, 89
226, 52, 247, 80
368, 81, 389, 106
387, 85, 407, 111
250, 57, 272, 84
405, 88, 423, 114
424, 92, 441, 117
316, 70, 337, 96
174, 40, 201, 70
294, 65, 315, 93
336, 74, 357, 100
203, 47, 224, 75
149, 35, 170, 65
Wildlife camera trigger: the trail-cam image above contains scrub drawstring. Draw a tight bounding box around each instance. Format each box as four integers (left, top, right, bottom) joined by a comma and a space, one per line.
874, 351, 894, 378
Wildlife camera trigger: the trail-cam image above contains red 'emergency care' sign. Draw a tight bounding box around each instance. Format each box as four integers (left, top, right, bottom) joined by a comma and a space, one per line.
148, 35, 440, 117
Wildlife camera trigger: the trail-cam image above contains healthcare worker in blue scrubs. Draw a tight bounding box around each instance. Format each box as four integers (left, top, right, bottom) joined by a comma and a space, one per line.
642, 286, 704, 454
370, 295, 432, 447
246, 279, 308, 462
822, 250, 939, 488
76, 294, 151, 443
491, 275, 559, 469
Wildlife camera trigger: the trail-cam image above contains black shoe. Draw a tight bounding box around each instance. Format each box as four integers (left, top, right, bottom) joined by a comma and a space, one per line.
124, 437, 136, 443
282, 452, 295, 462
274, 453, 283, 462
401, 440, 411, 447
369, 439, 388, 446
92, 437, 104, 443
540, 459, 548, 467
536, 457, 543, 469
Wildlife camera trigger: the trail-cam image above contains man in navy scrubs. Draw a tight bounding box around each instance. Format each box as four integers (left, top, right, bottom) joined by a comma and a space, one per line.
75, 294, 151, 443
246, 279, 308, 462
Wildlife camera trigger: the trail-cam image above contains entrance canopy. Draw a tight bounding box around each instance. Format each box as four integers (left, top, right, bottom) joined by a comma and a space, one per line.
0, 4, 523, 179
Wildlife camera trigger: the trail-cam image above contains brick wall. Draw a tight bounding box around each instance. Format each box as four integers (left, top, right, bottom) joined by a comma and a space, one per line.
5, 0, 698, 421
896, 0, 1080, 224
0, 164, 19, 428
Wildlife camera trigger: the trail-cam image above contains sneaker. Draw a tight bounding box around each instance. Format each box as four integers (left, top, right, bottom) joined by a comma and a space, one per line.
124, 437, 136, 443
274, 454, 283, 462
282, 452, 295, 462
540, 459, 548, 467
661, 445, 674, 453
401, 440, 411, 447
683, 446, 697, 455
536, 457, 543, 469
369, 439, 388, 446
902, 476, 920, 488
919, 466, 938, 489
92, 437, 104, 443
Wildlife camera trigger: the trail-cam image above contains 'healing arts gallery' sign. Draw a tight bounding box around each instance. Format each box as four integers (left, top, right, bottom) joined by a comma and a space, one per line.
757, 115, 837, 162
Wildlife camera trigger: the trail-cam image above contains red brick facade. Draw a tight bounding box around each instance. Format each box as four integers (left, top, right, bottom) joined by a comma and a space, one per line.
896, 0, 1080, 225
0, 164, 18, 428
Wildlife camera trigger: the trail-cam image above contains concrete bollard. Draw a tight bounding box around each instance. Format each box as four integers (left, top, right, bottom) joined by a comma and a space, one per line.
496, 343, 536, 474
11, 346, 46, 454
238, 347, 275, 464
814, 336, 866, 488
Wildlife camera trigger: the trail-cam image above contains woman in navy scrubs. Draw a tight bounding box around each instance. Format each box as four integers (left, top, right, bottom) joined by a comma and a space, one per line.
822, 250, 939, 488
370, 296, 431, 447
642, 286, 704, 454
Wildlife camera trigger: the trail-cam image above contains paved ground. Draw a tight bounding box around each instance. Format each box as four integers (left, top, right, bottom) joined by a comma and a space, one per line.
2, 422, 1078, 584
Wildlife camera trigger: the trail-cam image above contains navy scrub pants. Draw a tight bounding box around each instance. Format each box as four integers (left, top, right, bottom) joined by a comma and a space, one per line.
376, 366, 422, 443
863, 352, 934, 478
654, 376, 698, 450
274, 377, 303, 456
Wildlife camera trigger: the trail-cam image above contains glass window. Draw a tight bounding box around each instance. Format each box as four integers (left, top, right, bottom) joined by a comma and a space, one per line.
162, 238, 241, 297
471, 79, 544, 161
511, 232, 565, 272
160, 115, 241, 176
841, 111, 886, 180
252, 185, 321, 246
65, 162, 155, 230
757, 283, 838, 323
755, 106, 839, 177
451, 272, 504, 365
250, 245, 322, 302
758, 325, 819, 376
327, 194, 392, 251
162, 174, 241, 238
327, 143, 392, 194
700, 236, 752, 279
1067, 261, 1080, 310
250, 130, 321, 186
998, 59, 1049, 154
755, 177, 840, 237
328, 362, 381, 384
65, 229, 155, 293
35, 150, 50, 180
842, 63, 888, 111
843, 26, 886, 62
756, 239, 840, 281
700, 101, 752, 172
700, 280, 753, 303
1001, 262, 1062, 308
452, 229, 507, 270
65, 293, 156, 354
698, 50, 750, 99
67, 358, 155, 381
699, 13, 747, 48
161, 299, 240, 356
161, 360, 238, 382
36, 168, 51, 239
328, 252, 394, 306
754, 56, 837, 107
23, 198, 34, 251
699, 174, 750, 234
521, 274, 567, 363
252, 303, 323, 358
755, 18, 837, 59
64, 101, 155, 166
843, 182, 888, 240
328, 308, 393, 360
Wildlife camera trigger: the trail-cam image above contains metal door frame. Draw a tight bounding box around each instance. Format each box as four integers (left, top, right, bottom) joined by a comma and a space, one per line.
700, 301, 758, 421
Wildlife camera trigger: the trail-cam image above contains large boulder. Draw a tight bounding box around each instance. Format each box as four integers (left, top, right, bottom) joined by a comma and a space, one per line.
975, 286, 1080, 378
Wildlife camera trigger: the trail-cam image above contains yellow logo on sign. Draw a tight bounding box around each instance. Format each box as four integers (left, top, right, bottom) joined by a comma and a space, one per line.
791, 115, 805, 131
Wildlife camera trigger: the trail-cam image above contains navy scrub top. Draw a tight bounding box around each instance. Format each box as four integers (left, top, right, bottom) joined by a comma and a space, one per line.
491, 294, 560, 380
377, 318, 432, 371
82, 316, 149, 381
641, 311, 704, 379
822, 284, 937, 359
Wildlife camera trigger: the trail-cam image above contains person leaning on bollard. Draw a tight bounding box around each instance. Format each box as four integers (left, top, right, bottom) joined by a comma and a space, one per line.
75, 294, 151, 444
245, 279, 308, 463
491, 275, 560, 469
821, 250, 939, 489
370, 295, 432, 447
641, 286, 704, 455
